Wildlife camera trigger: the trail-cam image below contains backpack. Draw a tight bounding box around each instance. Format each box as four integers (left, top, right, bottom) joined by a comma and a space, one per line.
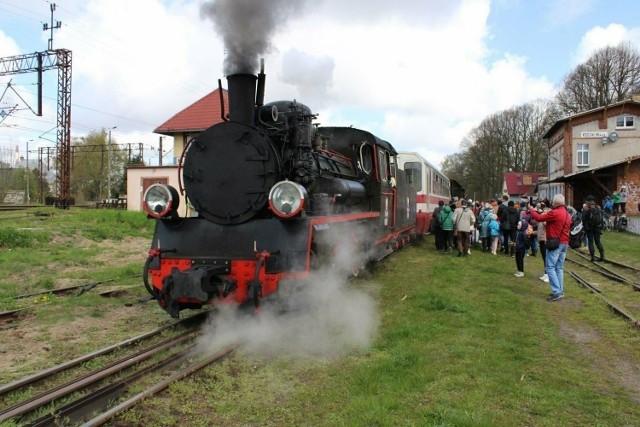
429, 216, 441, 232
569, 221, 584, 249
589, 206, 603, 230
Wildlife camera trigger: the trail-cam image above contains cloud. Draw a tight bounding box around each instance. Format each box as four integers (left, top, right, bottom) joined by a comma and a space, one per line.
313, 0, 465, 27
56, 0, 223, 132
258, 0, 553, 167
279, 49, 335, 104
574, 23, 640, 64
545, 0, 595, 27
0, 28, 20, 57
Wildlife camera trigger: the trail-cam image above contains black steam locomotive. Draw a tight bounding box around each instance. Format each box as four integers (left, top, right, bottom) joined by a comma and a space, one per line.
143, 66, 417, 318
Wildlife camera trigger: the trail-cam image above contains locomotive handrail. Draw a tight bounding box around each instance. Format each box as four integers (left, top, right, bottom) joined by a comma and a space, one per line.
177, 138, 192, 196
218, 78, 228, 122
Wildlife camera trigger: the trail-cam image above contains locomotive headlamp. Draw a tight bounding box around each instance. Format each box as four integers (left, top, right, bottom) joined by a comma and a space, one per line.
143, 183, 180, 219
268, 181, 307, 218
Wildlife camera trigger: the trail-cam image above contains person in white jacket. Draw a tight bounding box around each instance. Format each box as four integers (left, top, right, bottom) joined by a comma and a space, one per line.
453, 200, 476, 257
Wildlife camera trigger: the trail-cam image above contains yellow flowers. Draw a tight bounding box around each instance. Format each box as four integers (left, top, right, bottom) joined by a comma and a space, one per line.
32, 295, 51, 304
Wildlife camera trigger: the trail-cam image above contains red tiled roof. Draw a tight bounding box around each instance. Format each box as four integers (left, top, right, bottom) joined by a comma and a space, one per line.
504, 171, 546, 196
154, 88, 229, 135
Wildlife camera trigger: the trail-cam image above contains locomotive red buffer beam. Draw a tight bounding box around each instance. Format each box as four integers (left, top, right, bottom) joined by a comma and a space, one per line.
146, 250, 282, 318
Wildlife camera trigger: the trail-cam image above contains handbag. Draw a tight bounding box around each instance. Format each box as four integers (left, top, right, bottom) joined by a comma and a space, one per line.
545, 208, 569, 250
545, 238, 560, 249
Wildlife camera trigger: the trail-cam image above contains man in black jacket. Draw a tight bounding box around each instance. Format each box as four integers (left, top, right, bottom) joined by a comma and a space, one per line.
584, 195, 605, 262
432, 200, 445, 250
506, 201, 520, 256
497, 198, 510, 255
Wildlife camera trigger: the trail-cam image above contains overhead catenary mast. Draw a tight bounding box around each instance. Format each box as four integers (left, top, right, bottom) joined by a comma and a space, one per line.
0, 3, 72, 207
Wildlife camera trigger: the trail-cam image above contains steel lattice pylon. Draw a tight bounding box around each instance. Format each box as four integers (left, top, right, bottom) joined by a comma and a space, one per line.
55, 50, 72, 207
0, 49, 73, 207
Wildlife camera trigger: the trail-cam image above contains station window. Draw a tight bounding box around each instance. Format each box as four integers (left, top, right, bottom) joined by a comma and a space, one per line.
616, 115, 635, 128
577, 143, 589, 166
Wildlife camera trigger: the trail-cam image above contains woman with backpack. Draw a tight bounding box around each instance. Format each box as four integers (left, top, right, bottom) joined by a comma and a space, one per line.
438, 203, 455, 254
479, 203, 494, 252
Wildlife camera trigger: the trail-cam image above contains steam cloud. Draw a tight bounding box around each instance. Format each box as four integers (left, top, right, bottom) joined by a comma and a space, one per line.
197, 272, 380, 358
200, 0, 309, 75
196, 226, 381, 359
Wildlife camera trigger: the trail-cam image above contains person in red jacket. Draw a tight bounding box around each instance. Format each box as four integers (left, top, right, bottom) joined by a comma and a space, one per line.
528, 194, 572, 301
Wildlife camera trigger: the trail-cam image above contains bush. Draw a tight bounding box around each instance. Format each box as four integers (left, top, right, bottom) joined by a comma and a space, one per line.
0, 227, 51, 248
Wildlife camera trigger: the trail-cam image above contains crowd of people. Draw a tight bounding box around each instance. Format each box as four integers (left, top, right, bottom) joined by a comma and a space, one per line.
428, 190, 616, 302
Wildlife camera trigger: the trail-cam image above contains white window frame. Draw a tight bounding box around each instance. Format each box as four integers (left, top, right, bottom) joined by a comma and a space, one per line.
616, 115, 635, 128
577, 143, 589, 166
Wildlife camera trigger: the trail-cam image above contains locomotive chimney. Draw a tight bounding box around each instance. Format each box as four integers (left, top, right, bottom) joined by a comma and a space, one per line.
227, 73, 257, 125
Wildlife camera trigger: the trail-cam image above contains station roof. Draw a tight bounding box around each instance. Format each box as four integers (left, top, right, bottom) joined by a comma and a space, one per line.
154, 88, 229, 136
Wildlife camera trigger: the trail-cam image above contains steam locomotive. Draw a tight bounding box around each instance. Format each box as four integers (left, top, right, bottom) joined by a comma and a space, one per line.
142, 65, 418, 318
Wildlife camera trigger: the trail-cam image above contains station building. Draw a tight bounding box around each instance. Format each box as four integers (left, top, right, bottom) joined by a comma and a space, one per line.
537, 98, 640, 216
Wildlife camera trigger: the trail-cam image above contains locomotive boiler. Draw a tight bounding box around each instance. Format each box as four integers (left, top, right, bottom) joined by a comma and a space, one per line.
143, 65, 417, 318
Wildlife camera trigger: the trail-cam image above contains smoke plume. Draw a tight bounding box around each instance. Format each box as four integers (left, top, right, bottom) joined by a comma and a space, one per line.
200, 0, 309, 75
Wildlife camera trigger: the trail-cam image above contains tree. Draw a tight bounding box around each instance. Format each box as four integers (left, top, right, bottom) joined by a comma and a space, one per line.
116, 152, 145, 197
556, 41, 640, 115
70, 130, 127, 203
441, 99, 559, 200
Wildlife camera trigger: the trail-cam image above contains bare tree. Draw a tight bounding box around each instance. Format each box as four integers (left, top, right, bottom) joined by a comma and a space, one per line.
442, 99, 559, 200
556, 41, 640, 115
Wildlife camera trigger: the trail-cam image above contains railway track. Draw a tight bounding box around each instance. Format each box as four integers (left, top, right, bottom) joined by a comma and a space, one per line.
0, 275, 146, 327
13, 275, 144, 300
567, 249, 640, 327
0, 311, 219, 425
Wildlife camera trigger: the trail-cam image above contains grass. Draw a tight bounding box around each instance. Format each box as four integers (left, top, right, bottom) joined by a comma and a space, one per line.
0, 208, 153, 298
1, 209, 639, 426
0, 208, 172, 384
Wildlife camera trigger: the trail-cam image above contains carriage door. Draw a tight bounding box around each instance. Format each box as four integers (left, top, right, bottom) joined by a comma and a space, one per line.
378, 149, 396, 229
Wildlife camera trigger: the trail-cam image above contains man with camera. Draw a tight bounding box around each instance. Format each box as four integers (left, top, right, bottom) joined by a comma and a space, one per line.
528, 194, 572, 302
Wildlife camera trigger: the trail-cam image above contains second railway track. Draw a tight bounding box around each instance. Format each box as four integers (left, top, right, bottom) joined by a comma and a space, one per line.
0, 310, 218, 425
566, 248, 640, 328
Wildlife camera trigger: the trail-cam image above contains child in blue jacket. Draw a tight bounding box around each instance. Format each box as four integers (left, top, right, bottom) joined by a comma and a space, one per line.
489, 213, 501, 255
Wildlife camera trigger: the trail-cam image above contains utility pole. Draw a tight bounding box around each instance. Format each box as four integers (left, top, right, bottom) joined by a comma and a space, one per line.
43, 3, 62, 51
159, 136, 163, 166
107, 126, 116, 199
26, 141, 30, 203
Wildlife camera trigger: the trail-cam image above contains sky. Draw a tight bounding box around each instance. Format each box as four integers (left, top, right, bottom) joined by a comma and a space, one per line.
0, 0, 639, 169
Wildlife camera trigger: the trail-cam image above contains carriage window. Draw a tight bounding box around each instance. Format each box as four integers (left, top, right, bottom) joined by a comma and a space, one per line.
404, 162, 422, 191
359, 142, 373, 174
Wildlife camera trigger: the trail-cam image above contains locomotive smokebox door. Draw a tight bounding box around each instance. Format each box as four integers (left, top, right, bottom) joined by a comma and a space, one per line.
183, 121, 279, 225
